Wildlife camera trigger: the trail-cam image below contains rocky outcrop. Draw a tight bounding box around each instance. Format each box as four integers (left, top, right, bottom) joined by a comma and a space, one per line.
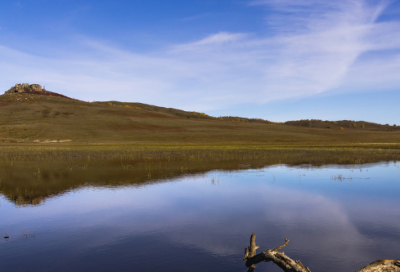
30, 84, 43, 92
5, 83, 45, 95
3, 84, 71, 99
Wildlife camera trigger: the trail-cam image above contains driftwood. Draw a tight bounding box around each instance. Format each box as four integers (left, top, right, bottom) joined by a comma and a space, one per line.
243, 233, 400, 272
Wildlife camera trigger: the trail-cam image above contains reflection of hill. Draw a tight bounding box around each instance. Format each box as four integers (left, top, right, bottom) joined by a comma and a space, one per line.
10, 195, 44, 206
0, 155, 398, 206
0, 160, 246, 206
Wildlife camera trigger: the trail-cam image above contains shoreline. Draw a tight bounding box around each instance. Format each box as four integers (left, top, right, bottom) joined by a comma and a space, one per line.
1, 143, 400, 163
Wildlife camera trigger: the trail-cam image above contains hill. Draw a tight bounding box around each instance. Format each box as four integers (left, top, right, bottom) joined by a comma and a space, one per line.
0, 84, 399, 146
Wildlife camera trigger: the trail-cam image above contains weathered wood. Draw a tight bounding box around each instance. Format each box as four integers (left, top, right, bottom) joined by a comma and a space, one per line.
244, 236, 310, 272
243, 233, 400, 272
243, 233, 260, 271
243, 233, 260, 260
355, 259, 400, 272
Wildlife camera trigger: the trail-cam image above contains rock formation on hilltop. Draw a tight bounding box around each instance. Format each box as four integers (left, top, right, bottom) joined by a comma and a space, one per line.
5, 83, 45, 95
4, 83, 72, 99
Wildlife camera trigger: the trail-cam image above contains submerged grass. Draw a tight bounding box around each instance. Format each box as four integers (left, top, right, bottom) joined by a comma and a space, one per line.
1, 144, 400, 165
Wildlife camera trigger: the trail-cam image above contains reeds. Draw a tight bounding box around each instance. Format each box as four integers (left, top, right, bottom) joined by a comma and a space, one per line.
0, 145, 399, 165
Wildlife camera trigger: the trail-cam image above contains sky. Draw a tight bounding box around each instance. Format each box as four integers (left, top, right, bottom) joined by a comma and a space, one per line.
0, 0, 399, 124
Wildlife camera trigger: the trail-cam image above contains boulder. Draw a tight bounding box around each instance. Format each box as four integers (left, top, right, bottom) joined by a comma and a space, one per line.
30, 84, 42, 92
4, 83, 43, 95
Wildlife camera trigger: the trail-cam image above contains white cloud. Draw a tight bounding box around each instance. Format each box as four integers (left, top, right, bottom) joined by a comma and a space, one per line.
181, 32, 247, 47
1, 0, 399, 111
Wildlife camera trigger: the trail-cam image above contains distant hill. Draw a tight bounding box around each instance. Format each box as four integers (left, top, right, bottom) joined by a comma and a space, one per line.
0, 84, 399, 145
284, 119, 397, 131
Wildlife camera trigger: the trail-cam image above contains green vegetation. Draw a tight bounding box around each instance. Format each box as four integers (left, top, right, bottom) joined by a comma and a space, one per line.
284, 119, 398, 131
1, 144, 400, 162
0, 92, 399, 147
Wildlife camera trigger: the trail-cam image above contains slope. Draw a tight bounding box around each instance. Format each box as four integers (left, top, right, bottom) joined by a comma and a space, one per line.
0, 87, 399, 146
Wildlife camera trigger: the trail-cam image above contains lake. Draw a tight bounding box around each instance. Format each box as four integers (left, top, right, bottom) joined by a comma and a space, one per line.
1, 160, 399, 272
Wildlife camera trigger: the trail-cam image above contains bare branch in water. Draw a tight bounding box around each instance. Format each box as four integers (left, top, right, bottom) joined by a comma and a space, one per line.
243, 233, 400, 272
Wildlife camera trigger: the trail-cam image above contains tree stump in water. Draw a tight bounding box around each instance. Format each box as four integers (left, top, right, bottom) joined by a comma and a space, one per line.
243, 233, 400, 272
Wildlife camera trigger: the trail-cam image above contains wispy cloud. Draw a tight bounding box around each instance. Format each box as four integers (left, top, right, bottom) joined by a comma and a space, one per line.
175, 32, 247, 48
1, 0, 399, 112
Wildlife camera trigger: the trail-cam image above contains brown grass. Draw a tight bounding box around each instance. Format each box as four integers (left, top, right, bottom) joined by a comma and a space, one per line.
0, 92, 399, 147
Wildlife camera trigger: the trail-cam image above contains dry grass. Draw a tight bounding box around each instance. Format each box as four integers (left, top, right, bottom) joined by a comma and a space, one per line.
0, 144, 400, 165
0, 92, 399, 147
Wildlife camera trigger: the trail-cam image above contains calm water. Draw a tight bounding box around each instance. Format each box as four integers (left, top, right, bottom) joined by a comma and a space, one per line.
1, 161, 400, 272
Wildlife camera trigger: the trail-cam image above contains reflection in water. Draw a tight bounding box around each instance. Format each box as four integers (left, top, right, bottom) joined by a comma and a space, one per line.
0, 160, 251, 206
0, 160, 399, 272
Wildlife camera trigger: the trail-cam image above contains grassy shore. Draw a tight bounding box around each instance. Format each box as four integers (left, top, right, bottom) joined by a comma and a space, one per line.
1, 90, 399, 165
1, 144, 400, 165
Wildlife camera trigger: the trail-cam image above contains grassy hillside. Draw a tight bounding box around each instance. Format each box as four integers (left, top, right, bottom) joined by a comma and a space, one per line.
0, 89, 399, 146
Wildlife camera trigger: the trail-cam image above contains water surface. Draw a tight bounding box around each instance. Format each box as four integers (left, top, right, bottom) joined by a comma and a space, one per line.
1, 161, 399, 272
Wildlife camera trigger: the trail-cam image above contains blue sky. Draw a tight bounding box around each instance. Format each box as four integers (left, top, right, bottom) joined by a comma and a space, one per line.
1, 0, 400, 124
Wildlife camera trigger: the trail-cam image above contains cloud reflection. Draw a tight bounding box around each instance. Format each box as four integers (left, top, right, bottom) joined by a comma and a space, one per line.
1, 165, 400, 272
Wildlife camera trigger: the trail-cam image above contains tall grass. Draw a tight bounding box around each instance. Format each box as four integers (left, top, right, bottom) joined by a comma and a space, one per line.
0, 145, 399, 164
